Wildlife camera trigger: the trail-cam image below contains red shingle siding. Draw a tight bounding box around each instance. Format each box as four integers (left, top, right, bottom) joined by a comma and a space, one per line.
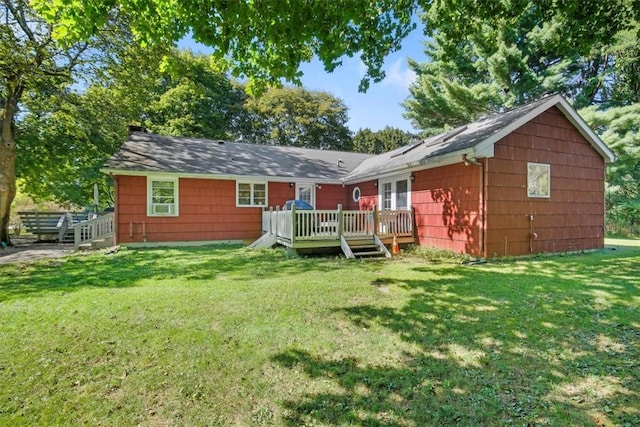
411, 163, 482, 256
115, 176, 263, 244
354, 181, 378, 210
316, 184, 349, 209
268, 182, 295, 209
485, 107, 605, 257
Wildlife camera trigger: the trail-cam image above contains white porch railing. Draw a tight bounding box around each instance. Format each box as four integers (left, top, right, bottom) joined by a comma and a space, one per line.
261, 205, 413, 245
378, 210, 414, 238
73, 212, 115, 249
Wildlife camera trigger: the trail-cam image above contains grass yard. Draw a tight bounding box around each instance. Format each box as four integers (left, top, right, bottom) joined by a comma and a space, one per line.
1, 241, 639, 426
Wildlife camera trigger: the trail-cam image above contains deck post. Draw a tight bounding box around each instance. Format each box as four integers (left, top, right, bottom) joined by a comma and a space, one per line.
337, 204, 343, 239
291, 204, 297, 244
411, 206, 416, 239
372, 205, 378, 237
275, 205, 280, 238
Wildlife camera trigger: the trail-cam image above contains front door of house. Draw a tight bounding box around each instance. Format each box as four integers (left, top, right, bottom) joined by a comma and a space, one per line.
295, 183, 316, 208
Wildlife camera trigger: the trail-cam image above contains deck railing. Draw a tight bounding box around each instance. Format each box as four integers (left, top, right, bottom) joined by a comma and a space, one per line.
262, 205, 413, 244
378, 210, 413, 238
73, 212, 115, 249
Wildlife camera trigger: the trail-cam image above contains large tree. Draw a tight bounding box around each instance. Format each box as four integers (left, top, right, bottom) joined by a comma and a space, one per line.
0, 0, 118, 244
404, 0, 640, 134
240, 87, 353, 150
142, 51, 246, 139
6, 11, 172, 227
353, 126, 415, 154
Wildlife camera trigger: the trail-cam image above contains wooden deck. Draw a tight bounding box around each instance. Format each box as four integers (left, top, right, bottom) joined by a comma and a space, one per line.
259, 205, 414, 253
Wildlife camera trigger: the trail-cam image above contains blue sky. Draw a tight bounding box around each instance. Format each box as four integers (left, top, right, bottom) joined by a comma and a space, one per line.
297, 24, 427, 133
181, 22, 427, 134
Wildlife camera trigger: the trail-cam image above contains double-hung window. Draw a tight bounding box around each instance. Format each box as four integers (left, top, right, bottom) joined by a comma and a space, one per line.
237, 182, 267, 207
148, 176, 179, 216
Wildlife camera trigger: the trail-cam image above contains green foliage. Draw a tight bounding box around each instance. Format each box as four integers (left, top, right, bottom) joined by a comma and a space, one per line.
33, 0, 417, 93
352, 126, 415, 154
240, 86, 353, 150
16, 88, 128, 209
0, 0, 139, 243
404, 0, 640, 134
1, 243, 639, 424
143, 51, 246, 139
580, 104, 640, 235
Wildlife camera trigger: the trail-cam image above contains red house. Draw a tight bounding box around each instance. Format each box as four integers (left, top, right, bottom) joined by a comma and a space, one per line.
102, 95, 615, 258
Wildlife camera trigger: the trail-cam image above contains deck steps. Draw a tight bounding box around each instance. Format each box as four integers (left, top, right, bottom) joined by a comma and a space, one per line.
248, 233, 277, 249
341, 236, 391, 259
78, 235, 114, 251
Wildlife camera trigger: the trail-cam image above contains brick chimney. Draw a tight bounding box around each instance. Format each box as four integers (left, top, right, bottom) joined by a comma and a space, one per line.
127, 125, 147, 135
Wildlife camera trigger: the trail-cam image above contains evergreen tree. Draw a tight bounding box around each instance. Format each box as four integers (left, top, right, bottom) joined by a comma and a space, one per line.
404, 0, 640, 134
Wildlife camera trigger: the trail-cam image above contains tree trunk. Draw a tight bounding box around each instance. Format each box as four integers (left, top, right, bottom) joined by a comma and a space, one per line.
0, 102, 17, 246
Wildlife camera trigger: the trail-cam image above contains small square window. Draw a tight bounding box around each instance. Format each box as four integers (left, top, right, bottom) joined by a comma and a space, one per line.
527, 163, 550, 198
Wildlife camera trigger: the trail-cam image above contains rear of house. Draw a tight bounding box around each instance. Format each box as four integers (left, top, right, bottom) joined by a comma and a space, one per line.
484, 106, 606, 256
103, 133, 369, 246
103, 95, 614, 258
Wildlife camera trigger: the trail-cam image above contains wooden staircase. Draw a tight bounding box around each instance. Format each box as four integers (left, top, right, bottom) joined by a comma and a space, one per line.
73, 213, 115, 250
341, 236, 391, 259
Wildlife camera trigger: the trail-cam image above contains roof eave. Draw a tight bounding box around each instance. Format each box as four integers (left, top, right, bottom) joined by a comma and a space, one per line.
100, 168, 346, 185
473, 94, 616, 163
343, 148, 477, 184
554, 98, 616, 163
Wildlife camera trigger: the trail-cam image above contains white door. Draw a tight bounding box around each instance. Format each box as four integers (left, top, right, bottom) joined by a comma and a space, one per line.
379, 177, 410, 210
295, 183, 315, 208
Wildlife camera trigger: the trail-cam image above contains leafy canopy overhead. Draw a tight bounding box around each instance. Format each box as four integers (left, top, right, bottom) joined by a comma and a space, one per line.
33, 0, 417, 92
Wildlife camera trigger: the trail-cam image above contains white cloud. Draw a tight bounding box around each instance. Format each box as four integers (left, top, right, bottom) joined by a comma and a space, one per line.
382, 57, 416, 92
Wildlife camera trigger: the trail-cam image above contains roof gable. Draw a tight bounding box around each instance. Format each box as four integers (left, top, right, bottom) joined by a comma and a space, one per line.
344, 95, 615, 182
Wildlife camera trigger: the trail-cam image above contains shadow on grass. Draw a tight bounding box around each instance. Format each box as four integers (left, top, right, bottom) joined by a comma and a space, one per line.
0, 245, 373, 302
273, 250, 640, 426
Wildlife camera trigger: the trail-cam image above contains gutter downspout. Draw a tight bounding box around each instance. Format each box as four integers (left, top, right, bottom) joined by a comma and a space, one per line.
463, 154, 485, 259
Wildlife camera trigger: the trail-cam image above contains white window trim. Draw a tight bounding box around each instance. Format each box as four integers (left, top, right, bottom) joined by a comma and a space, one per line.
295, 182, 316, 208
236, 180, 268, 207
378, 174, 412, 210
527, 162, 551, 198
352, 186, 361, 203
147, 175, 179, 217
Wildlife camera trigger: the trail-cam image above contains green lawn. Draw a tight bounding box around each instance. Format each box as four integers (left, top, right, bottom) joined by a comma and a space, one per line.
1, 241, 639, 426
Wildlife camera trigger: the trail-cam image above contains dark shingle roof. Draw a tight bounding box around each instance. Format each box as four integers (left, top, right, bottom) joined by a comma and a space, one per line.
103, 95, 614, 183
345, 96, 555, 181
345, 95, 614, 181
103, 132, 373, 181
